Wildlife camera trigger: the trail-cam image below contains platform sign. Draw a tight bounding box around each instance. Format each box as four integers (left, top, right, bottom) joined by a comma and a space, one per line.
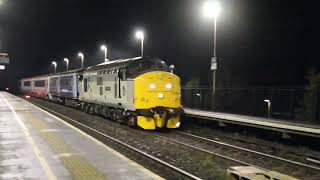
0, 53, 9, 64
211, 57, 217, 70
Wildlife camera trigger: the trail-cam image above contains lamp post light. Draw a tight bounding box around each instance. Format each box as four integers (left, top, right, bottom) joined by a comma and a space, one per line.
196, 93, 202, 108
264, 99, 272, 118
203, 1, 221, 95
135, 30, 144, 57
52, 61, 57, 73
100, 45, 108, 62
169, 64, 175, 74
63, 58, 69, 71
78, 52, 84, 69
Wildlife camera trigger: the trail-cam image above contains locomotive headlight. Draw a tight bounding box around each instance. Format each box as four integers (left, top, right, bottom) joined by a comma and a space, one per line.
158, 93, 164, 99
149, 83, 156, 89
165, 83, 172, 89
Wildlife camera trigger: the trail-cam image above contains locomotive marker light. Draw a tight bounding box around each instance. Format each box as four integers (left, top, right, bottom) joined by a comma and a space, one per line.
100, 45, 108, 62
135, 30, 144, 57
203, 0, 221, 95
78, 52, 84, 68
264, 99, 272, 118
52, 61, 57, 73
64, 58, 69, 71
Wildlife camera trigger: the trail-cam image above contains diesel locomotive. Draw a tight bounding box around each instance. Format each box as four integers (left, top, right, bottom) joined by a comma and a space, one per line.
20, 57, 183, 130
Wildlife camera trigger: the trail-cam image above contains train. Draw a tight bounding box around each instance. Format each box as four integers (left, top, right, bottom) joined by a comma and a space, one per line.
20, 57, 183, 130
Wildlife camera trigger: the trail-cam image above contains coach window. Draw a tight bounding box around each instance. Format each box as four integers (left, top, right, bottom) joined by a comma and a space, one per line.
35, 80, 45, 87
84, 78, 88, 92
24, 81, 31, 87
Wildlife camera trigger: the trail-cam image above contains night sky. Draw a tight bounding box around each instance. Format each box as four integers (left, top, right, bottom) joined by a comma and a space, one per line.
0, 0, 319, 91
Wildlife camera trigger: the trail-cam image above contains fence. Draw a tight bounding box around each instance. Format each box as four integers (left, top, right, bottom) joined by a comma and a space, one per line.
182, 87, 320, 123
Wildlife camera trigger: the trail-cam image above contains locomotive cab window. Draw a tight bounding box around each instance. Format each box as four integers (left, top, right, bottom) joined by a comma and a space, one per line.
125, 58, 169, 78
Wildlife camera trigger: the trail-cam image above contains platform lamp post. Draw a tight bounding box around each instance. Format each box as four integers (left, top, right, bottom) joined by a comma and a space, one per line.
52, 61, 57, 73
78, 52, 84, 69
264, 99, 272, 118
63, 58, 69, 71
135, 30, 144, 57
100, 45, 108, 62
203, 1, 221, 95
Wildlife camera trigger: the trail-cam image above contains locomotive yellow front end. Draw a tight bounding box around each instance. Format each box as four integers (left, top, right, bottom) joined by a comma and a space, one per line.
134, 71, 183, 130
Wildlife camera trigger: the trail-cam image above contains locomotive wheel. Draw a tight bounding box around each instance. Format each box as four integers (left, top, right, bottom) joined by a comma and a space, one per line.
84, 104, 90, 113
127, 115, 137, 127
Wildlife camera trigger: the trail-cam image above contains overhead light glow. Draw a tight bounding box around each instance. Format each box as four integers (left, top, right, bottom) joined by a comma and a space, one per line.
264, 99, 270, 103
100, 45, 107, 50
135, 30, 144, 39
203, 1, 221, 19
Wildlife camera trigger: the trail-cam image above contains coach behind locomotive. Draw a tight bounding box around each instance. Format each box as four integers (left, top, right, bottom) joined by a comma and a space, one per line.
79, 57, 183, 130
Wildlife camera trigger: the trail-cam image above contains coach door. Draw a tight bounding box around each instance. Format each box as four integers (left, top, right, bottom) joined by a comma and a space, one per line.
114, 69, 121, 99
83, 77, 88, 99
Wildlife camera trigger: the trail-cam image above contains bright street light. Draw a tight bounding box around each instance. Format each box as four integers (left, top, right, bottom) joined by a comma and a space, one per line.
203, 1, 221, 96
135, 30, 144, 57
78, 52, 84, 69
100, 45, 108, 62
203, 1, 221, 19
63, 58, 69, 71
264, 99, 271, 118
52, 61, 57, 73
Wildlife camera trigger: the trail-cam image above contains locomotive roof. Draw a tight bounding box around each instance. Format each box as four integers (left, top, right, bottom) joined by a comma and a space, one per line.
84, 56, 143, 73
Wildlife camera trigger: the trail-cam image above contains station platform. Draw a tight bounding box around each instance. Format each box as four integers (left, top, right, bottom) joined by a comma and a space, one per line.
184, 108, 320, 138
0, 92, 162, 180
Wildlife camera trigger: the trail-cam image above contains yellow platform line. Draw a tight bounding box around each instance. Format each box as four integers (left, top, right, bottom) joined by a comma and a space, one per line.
0, 94, 57, 180
23, 112, 106, 180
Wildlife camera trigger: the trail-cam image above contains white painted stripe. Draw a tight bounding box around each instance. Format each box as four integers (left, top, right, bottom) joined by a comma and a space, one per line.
0, 93, 57, 180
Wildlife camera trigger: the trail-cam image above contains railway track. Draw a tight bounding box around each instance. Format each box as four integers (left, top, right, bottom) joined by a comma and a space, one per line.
24, 98, 201, 180
25, 97, 320, 179
151, 130, 320, 178
175, 131, 320, 171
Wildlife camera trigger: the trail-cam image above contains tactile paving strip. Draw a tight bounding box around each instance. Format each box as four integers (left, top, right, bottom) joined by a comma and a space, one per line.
23, 112, 106, 180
